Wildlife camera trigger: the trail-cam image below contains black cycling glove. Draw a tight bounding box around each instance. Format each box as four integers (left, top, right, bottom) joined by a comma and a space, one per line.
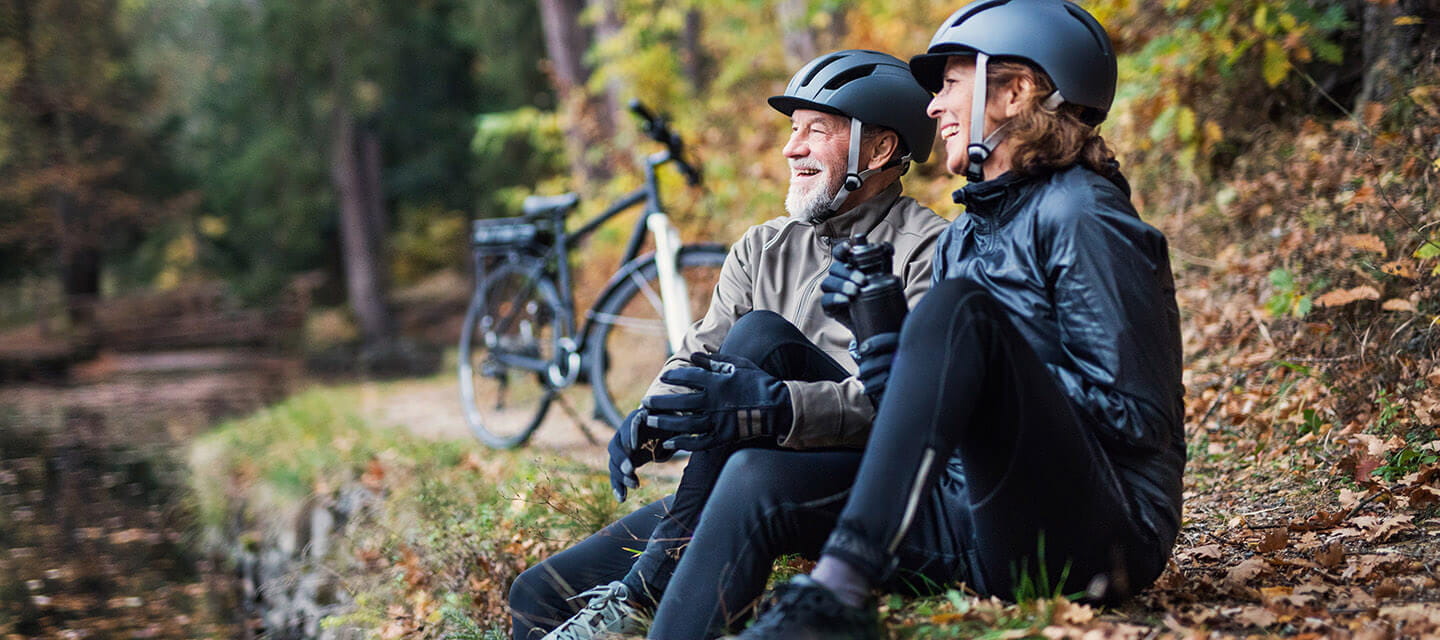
607, 407, 674, 502
820, 245, 868, 332
854, 332, 899, 406
643, 352, 792, 451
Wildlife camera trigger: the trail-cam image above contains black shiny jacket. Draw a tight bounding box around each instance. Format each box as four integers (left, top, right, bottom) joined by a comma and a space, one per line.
935, 164, 1186, 543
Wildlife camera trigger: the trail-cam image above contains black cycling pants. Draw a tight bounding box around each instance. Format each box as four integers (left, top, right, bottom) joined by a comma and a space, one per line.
821, 278, 1166, 602
508, 310, 851, 639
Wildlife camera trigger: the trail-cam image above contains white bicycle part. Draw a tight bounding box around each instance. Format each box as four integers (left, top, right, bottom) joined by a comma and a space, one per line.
646, 213, 694, 352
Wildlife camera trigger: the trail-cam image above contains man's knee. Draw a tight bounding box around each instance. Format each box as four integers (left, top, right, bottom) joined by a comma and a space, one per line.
508, 563, 559, 626
717, 310, 804, 362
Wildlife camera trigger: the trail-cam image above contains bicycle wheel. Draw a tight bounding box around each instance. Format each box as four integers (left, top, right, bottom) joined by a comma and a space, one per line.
458, 259, 569, 448
588, 245, 729, 428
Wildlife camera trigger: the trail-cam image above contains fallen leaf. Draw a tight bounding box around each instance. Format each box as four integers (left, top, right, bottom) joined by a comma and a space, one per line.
1257, 527, 1289, 552
1226, 557, 1271, 586
1315, 541, 1345, 569
1341, 233, 1387, 256
1381, 260, 1420, 279
1382, 298, 1416, 312
1428, 367, 1440, 387
1188, 544, 1223, 561
1315, 285, 1381, 308
1235, 605, 1278, 628
1051, 598, 1095, 625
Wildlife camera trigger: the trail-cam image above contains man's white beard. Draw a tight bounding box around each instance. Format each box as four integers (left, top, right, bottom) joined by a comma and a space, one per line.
785, 160, 843, 222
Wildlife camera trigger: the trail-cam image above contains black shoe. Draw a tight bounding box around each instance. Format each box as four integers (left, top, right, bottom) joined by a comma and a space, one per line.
735, 575, 880, 640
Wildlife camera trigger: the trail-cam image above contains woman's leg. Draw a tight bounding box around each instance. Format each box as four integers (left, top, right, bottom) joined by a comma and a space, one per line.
510, 498, 670, 638
823, 279, 1159, 601
647, 448, 864, 639
622, 310, 850, 603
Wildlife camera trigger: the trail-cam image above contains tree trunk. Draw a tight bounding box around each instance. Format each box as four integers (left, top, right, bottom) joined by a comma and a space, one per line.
55, 193, 99, 330
777, 0, 817, 67
330, 108, 395, 347
537, 0, 612, 183
681, 7, 709, 93
1355, 0, 1432, 109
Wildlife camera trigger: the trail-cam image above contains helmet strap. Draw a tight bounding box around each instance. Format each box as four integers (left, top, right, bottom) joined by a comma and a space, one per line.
965, 53, 994, 183
817, 117, 867, 222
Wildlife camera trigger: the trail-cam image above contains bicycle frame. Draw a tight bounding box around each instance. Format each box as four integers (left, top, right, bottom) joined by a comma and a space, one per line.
474, 147, 694, 388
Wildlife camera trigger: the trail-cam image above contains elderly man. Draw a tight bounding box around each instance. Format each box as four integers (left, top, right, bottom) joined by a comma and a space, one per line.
508, 49, 947, 640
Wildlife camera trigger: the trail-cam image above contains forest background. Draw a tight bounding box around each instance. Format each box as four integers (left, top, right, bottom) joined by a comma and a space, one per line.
2, 0, 1440, 638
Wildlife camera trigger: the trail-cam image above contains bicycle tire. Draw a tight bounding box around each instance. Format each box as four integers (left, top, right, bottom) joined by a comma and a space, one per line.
458, 258, 570, 449
587, 245, 729, 428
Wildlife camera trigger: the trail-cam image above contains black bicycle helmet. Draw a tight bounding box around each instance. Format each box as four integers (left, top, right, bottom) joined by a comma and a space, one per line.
769, 49, 936, 163
910, 0, 1117, 126
769, 50, 936, 219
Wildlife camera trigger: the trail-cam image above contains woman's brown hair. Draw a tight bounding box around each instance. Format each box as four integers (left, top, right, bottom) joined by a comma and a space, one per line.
986, 59, 1120, 182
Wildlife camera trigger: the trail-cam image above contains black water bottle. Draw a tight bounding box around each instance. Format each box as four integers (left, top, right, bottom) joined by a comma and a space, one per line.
845, 235, 907, 344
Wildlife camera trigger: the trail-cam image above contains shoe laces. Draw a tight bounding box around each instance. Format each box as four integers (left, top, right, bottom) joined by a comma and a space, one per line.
543, 582, 640, 640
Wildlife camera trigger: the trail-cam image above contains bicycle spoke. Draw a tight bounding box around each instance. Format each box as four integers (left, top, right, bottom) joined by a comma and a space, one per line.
626, 270, 665, 314
588, 311, 667, 333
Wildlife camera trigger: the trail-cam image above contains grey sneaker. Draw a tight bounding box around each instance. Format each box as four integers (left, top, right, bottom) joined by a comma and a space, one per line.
542, 581, 644, 640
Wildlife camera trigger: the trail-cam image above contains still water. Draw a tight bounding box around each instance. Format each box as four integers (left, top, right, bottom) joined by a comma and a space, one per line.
0, 354, 292, 638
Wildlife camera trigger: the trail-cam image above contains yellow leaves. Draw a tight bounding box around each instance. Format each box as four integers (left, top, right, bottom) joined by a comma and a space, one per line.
1393, 15, 1424, 27
1411, 85, 1440, 118
1314, 285, 1380, 308
1262, 40, 1290, 86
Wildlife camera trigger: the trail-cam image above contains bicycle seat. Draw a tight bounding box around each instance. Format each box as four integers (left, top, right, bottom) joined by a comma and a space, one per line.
523, 193, 580, 216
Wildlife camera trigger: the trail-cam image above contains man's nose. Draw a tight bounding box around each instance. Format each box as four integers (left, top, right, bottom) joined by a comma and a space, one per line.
783, 132, 805, 158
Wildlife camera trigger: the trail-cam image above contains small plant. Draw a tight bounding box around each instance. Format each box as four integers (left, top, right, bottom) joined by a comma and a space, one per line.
1265, 268, 1313, 318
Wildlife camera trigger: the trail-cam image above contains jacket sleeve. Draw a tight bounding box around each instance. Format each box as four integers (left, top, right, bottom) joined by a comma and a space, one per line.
643, 234, 755, 400
1038, 187, 1183, 453
779, 217, 944, 450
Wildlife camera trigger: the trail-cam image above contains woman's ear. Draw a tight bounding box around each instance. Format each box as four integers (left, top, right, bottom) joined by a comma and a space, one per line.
864, 131, 900, 171
999, 73, 1034, 119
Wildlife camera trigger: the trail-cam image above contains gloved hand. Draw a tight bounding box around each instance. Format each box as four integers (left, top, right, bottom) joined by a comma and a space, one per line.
643, 352, 791, 451
607, 408, 674, 502
854, 332, 899, 406
820, 245, 868, 331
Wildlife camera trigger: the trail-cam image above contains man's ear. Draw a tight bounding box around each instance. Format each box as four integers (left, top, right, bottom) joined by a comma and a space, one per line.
864, 131, 900, 171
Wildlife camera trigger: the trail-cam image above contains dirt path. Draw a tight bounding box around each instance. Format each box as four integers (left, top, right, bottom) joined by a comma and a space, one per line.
360, 377, 683, 481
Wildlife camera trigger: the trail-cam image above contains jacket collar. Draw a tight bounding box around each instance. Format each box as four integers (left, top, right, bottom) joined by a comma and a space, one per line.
806, 181, 903, 238
951, 170, 1033, 217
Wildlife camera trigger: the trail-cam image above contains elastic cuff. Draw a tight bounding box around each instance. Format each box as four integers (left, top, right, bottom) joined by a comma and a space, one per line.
821, 523, 897, 585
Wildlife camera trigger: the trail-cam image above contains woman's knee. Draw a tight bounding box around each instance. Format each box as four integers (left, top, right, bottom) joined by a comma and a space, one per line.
901, 278, 1001, 346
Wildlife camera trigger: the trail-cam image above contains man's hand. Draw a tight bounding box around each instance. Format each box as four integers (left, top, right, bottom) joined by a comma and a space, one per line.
643, 352, 791, 451
820, 244, 868, 331
855, 332, 899, 406
607, 408, 674, 502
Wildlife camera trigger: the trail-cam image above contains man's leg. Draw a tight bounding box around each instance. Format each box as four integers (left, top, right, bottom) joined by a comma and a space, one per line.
622, 310, 849, 603
647, 448, 864, 639
510, 498, 670, 639
821, 279, 1159, 601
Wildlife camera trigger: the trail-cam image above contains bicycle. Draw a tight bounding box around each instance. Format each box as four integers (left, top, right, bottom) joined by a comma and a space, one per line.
459, 100, 728, 449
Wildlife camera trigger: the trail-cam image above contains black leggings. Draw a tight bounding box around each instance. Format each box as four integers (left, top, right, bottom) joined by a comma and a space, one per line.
821, 278, 1167, 601
508, 310, 852, 639
652, 280, 1169, 638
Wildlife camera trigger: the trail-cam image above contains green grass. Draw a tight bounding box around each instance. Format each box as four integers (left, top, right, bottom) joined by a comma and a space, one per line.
185, 382, 1130, 639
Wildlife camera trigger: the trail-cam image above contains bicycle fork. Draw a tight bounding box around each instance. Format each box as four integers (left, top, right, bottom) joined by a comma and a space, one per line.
646, 212, 694, 352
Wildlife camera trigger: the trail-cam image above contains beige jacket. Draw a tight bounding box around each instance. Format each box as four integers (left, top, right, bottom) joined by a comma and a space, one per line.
645, 181, 948, 449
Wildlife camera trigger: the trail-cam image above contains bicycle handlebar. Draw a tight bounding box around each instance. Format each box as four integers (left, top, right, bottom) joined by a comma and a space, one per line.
629, 99, 702, 187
